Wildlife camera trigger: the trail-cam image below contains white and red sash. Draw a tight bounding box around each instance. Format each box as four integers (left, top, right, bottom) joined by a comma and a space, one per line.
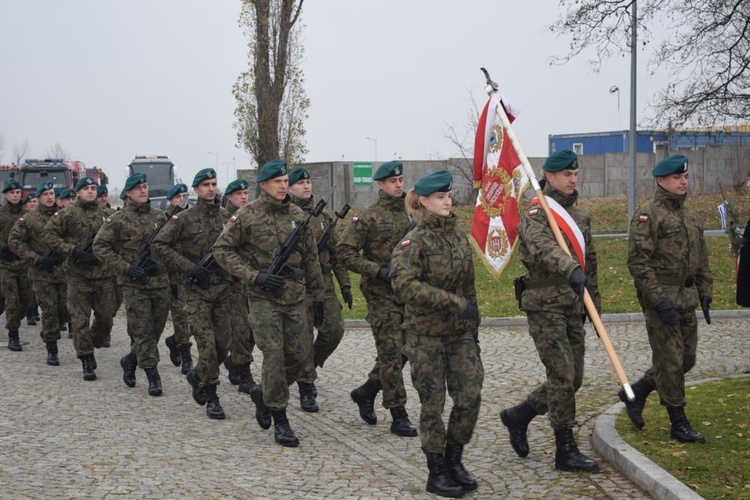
531, 196, 586, 271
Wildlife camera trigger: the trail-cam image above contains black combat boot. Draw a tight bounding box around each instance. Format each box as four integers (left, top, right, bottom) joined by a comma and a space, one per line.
350, 379, 380, 425
144, 367, 163, 397
33, 307, 40, 322
425, 452, 464, 498
179, 345, 193, 375
67, 322, 74, 339
164, 335, 181, 366
272, 409, 300, 447
26, 309, 36, 326
91, 352, 97, 370
60, 323, 67, 333
204, 385, 226, 420
101, 334, 111, 348
120, 352, 137, 388
223, 355, 241, 385
46, 341, 60, 366
79, 354, 97, 381
7, 330, 22, 352
390, 406, 418, 437
237, 363, 256, 394
554, 428, 600, 473
667, 405, 705, 443
500, 400, 538, 457
186, 369, 207, 406
298, 381, 320, 413
250, 385, 272, 429
444, 444, 477, 491
618, 378, 655, 429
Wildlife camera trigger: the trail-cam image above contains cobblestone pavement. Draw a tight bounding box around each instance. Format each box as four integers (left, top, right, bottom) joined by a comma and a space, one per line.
1, 312, 748, 499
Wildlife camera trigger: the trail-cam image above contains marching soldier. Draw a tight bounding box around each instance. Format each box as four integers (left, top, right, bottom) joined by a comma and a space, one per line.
57, 189, 77, 210
213, 159, 326, 447
97, 185, 114, 214
22, 192, 40, 326
287, 167, 351, 413
391, 171, 483, 497
500, 150, 601, 473
152, 169, 232, 419
1, 180, 34, 351
337, 161, 417, 437
43, 177, 116, 381
93, 173, 171, 397
8, 182, 69, 365
623, 154, 712, 443
97, 183, 118, 348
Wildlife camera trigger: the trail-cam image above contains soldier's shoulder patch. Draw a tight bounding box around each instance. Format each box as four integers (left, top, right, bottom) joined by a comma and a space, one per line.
351, 216, 359, 223
400, 239, 411, 248
171, 214, 180, 220
17, 217, 24, 222
230, 215, 238, 223
638, 214, 649, 223
53, 212, 59, 217
105, 218, 112, 224
528, 207, 540, 216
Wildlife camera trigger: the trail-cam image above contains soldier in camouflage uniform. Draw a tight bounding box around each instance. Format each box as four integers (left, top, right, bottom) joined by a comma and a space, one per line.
162, 183, 193, 374
57, 189, 76, 209
213, 160, 326, 448
1, 180, 35, 351
93, 173, 171, 397
337, 161, 418, 437
220, 179, 258, 394
43, 177, 116, 381
623, 154, 712, 443
152, 168, 232, 420
288, 167, 351, 413
500, 150, 601, 473
22, 193, 41, 328
97, 184, 118, 348
391, 171, 483, 497
8, 182, 68, 365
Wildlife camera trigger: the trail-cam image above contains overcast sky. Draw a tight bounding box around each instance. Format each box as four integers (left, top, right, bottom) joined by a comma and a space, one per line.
0, 1, 668, 192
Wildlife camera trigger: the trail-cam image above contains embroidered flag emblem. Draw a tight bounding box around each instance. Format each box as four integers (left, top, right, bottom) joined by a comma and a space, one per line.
401, 240, 411, 247
230, 215, 238, 223
638, 214, 649, 223
528, 208, 539, 216
351, 216, 359, 223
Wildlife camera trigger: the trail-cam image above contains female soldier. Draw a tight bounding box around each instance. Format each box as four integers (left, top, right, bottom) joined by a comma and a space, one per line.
391, 170, 482, 498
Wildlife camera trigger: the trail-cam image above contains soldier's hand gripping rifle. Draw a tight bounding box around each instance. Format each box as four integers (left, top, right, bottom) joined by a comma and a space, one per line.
36, 249, 67, 273
188, 250, 229, 290
317, 203, 350, 254
263, 198, 327, 297
72, 235, 98, 267
130, 205, 184, 284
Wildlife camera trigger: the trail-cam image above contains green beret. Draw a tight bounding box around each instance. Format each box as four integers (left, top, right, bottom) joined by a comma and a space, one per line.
288, 168, 310, 186
543, 150, 578, 172
37, 181, 55, 196
96, 184, 108, 197
121, 173, 148, 199
225, 179, 249, 195
256, 159, 288, 183
2, 180, 23, 193
75, 176, 97, 191
414, 170, 453, 196
59, 188, 76, 200
652, 154, 688, 177
23, 193, 37, 204
192, 168, 217, 187
373, 161, 403, 181
167, 183, 188, 200
53, 188, 62, 198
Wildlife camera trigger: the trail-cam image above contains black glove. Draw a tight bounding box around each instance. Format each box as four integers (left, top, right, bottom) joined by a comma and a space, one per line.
170, 284, 179, 301
700, 296, 711, 324
376, 266, 391, 282
341, 285, 353, 309
189, 264, 211, 290
313, 301, 325, 327
254, 272, 284, 293
568, 267, 587, 298
36, 255, 54, 273
72, 247, 95, 265
462, 302, 480, 322
125, 263, 146, 282
0, 244, 16, 262
655, 297, 680, 326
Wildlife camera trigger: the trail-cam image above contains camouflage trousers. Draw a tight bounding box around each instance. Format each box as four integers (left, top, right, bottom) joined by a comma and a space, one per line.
68, 277, 116, 357
2, 269, 33, 330
526, 310, 586, 429
639, 306, 698, 407
33, 280, 68, 342
403, 331, 483, 453
123, 286, 170, 370
113, 277, 123, 316
170, 286, 191, 347
248, 297, 311, 411
228, 286, 254, 366
298, 288, 345, 383
365, 296, 407, 408
185, 294, 231, 387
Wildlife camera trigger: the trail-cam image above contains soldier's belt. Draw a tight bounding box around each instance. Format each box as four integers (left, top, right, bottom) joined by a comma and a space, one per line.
524, 277, 568, 289
657, 276, 695, 287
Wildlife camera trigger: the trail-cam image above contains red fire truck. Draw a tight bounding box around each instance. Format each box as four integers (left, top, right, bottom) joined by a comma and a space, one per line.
19, 159, 96, 199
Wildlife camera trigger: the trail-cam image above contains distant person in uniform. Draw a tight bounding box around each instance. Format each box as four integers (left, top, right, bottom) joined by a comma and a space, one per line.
57, 189, 77, 210
736, 172, 750, 308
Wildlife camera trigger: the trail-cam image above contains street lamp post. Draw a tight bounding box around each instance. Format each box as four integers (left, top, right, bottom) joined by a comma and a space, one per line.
208, 151, 219, 184
609, 85, 620, 128
223, 158, 236, 184
365, 137, 378, 162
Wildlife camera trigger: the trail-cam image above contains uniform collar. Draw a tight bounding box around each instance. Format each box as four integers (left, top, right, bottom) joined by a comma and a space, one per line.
422, 212, 457, 231
258, 190, 291, 213
543, 183, 578, 207
654, 184, 686, 209
377, 190, 406, 211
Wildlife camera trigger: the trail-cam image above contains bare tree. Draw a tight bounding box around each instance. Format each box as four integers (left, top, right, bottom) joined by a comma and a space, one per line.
13, 140, 31, 165
233, 0, 308, 168
440, 91, 483, 189
45, 142, 70, 160
549, 0, 750, 128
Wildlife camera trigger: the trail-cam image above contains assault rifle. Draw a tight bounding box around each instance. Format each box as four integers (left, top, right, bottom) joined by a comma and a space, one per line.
131, 206, 184, 283
36, 249, 67, 273
317, 203, 350, 254
188, 250, 228, 290
73, 235, 97, 266
264, 198, 327, 297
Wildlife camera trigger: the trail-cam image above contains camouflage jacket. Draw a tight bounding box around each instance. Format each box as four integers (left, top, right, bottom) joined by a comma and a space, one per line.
337, 190, 410, 301
101, 205, 116, 217
627, 186, 712, 309
212, 190, 325, 305
43, 198, 109, 280
93, 201, 169, 289
0, 201, 27, 272
391, 212, 478, 337
518, 184, 600, 314
291, 194, 350, 294
151, 197, 231, 299
8, 204, 65, 283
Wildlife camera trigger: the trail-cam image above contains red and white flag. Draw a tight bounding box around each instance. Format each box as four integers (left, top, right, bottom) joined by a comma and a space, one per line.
470, 93, 530, 276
